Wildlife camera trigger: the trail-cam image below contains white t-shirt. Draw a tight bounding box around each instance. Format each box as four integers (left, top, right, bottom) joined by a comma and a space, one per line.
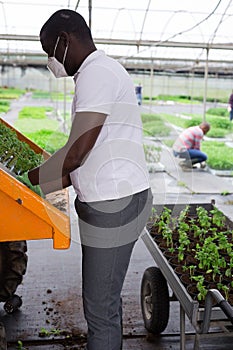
70, 50, 150, 202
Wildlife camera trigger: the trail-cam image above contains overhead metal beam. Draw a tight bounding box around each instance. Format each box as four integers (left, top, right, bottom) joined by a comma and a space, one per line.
1, 51, 233, 75
0, 34, 40, 41
0, 58, 232, 76
2, 50, 233, 65
1, 34, 233, 50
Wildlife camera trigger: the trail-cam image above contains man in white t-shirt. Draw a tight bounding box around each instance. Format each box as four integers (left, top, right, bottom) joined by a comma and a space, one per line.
26, 9, 152, 350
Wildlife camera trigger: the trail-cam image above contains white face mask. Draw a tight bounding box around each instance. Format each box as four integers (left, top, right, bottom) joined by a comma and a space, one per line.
47, 37, 69, 78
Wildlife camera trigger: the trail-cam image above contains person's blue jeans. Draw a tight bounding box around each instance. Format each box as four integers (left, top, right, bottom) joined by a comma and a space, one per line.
136, 93, 142, 105
230, 109, 233, 121
173, 149, 207, 164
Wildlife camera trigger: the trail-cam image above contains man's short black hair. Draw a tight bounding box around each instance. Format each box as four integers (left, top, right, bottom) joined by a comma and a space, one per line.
40, 9, 93, 41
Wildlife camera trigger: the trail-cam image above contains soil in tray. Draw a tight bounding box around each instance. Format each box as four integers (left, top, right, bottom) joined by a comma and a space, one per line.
149, 205, 233, 307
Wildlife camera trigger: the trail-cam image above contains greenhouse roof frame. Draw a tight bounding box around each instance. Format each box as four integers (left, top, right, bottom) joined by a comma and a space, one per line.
1, 33, 233, 75
1, 34, 233, 51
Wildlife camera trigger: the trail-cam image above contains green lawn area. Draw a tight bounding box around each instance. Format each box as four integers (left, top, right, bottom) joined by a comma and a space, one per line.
160, 112, 233, 138
25, 129, 68, 154
0, 88, 26, 115
0, 90, 70, 154
141, 113, 171, 137
202, 141, 233, 170
142, 94, 228, 104
14, 118, 60, 133
14, 106, 68, 153
151, 94, 201, 104
32, 89, 73, 101
18, 106, 53, 119
0, 87, 26, 99
0, 100, 10, 114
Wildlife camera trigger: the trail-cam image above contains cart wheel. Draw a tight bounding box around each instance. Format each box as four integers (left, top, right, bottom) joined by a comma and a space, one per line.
0, 241, 27, 303
141, 266, 169, 334
0, 322, 7, 350
4, 294, 22, 314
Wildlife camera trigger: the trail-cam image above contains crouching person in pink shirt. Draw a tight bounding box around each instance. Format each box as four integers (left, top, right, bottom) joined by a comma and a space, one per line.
173, 122, 210, 170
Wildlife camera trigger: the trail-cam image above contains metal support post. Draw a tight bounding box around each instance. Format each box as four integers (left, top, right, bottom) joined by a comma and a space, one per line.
203, 47, 209, 122
180, 304, 186, 350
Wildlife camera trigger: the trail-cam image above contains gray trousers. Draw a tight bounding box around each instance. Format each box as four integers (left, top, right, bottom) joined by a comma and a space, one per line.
82, 241, 135, 350
75, 188, 153, 350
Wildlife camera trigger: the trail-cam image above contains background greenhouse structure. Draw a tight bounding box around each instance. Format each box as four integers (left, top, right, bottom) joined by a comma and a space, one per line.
1, 2, 233, 350
1, 0, 233, 104
0, 0, 233, 169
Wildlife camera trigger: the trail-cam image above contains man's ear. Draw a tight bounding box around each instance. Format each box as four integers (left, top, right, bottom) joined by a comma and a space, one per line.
59, 31, 70, 46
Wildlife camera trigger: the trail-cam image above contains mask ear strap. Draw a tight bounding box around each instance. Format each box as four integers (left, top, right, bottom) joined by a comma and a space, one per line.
53, 36, 60, 56
62, 44, 69, 65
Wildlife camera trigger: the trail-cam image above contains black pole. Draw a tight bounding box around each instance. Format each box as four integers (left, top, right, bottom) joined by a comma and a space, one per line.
89, 0, 92, 30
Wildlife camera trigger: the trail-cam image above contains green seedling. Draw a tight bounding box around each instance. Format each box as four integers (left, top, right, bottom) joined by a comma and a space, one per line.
210, 207, 226, 228
196, 206, 211, 229
191, 275, 208, 301
177, 181, 187, 187
221, 190, 230, 196
17, 340, 27, 350
39, 327, 63, 337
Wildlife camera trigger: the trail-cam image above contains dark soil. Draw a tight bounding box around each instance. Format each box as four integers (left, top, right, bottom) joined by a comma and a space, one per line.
46, 189, 69, 214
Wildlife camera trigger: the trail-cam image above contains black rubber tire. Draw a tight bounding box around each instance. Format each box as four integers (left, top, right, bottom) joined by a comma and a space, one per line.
0, 241, 27, 303
141, 266, 170, 334
4, 294, 23, 314
0, 322, 7, 350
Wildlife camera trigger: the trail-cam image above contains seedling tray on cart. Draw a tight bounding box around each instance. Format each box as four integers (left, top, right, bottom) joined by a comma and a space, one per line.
0, 118, 70, 249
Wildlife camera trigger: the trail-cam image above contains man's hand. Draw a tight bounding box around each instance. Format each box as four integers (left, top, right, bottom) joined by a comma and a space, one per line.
16, 172, 45, 198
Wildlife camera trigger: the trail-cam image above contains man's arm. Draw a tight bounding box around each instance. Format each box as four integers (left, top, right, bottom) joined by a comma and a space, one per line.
37, 174, 72, 195
28, 111, 107, 192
